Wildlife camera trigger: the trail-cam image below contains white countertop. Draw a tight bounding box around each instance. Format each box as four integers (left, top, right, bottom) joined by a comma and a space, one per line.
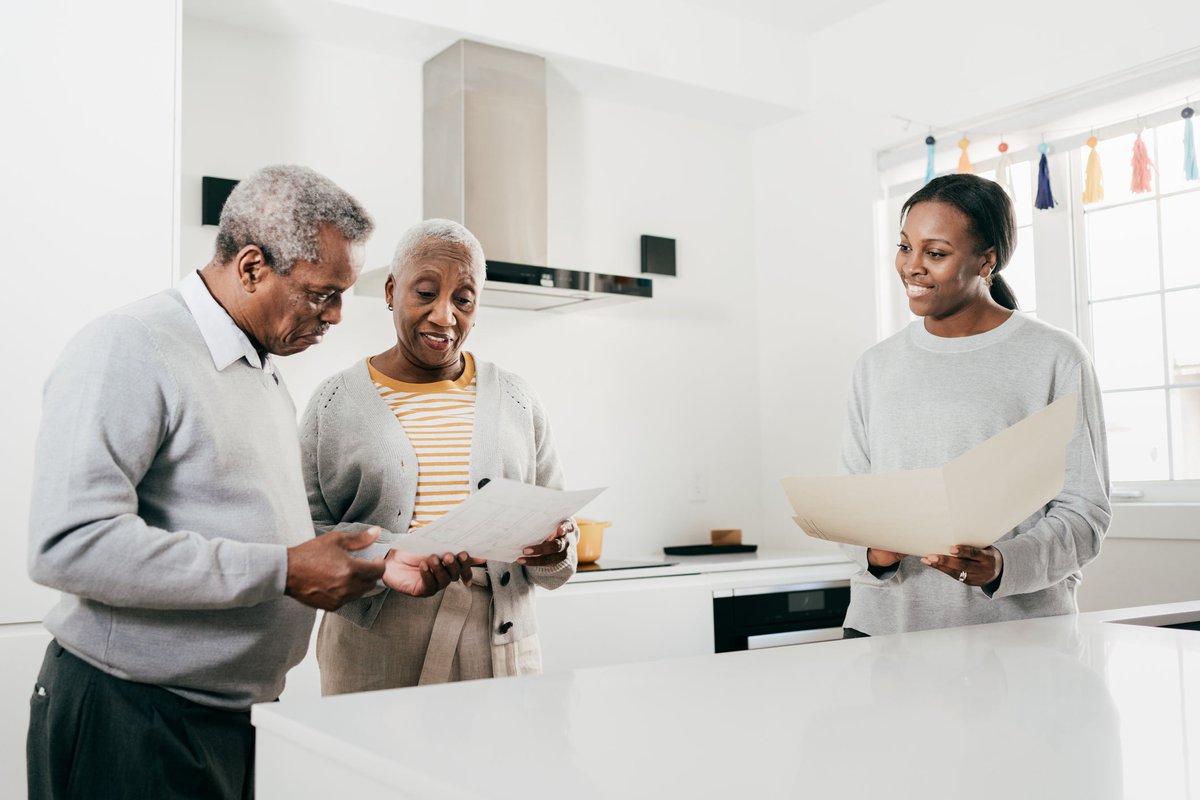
567, 548, 854, 584
253, 600, 1200, 799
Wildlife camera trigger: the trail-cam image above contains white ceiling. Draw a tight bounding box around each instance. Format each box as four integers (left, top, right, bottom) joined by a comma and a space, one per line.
682, 0, 890, 34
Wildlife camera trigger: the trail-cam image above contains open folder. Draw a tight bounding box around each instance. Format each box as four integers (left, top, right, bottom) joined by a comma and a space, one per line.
391, 479, 605, 563
780, 393, 1078, 556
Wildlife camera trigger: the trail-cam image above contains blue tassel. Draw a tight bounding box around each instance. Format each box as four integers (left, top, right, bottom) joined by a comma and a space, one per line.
1183, 107, 1198, 181
1034, 144, 1056, 210
924, 135, 936, 184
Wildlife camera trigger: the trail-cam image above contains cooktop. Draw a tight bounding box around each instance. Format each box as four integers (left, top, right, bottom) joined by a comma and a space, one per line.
576, 559, 676, 573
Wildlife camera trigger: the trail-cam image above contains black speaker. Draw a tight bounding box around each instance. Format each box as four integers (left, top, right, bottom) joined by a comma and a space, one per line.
640, 235, 676, 277
201, 177, 240, 226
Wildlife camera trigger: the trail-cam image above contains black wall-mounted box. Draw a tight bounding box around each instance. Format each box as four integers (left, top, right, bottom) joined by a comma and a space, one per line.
640, 234, 676, 277
201, 177, 240, 226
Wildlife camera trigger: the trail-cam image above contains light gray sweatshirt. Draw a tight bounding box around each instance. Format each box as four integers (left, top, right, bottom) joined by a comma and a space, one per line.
27, 290, 314, 710
839, 313, 1111, 635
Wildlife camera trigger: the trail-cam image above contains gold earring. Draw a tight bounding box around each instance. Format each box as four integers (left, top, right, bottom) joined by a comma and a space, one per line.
983, 272, 993, 288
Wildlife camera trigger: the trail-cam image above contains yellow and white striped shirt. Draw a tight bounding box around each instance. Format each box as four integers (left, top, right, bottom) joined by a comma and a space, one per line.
368, 353, 477, 530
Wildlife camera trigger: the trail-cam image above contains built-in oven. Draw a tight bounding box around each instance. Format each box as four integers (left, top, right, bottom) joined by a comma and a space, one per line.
712, 579, 851, 652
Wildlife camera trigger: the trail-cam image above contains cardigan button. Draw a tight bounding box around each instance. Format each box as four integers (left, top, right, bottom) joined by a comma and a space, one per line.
500, 571, 511, 586
498, 621, 513, 635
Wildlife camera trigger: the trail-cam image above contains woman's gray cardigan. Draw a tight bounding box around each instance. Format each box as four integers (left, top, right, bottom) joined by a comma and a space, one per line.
299, 357, 576, 659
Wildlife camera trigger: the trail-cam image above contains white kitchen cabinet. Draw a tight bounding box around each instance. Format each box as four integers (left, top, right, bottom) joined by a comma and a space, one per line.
533, 552, 857, 671
535, 575, 714, 671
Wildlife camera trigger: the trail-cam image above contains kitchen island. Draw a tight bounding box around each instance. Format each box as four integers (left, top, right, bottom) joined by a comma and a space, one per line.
253, 600, 1200, 799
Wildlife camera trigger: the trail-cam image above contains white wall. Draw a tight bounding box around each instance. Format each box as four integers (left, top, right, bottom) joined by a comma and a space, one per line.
182, 19, 765, 557
0, 1, 180, 792
1, 0, 179, 626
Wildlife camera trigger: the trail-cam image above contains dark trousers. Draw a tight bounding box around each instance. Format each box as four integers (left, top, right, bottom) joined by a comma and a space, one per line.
27, 641, 256, 800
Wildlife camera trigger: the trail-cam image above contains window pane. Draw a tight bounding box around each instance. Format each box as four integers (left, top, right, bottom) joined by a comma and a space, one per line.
1084, 201, 1160, 299
1009, 160, 1034, 228
1091, 295, 1164, 389
1171, 387, 1200, 479
1004, 225, 1037, 312
1160, 191, 1200, 290
1081, 132, 1140, 208
1104, 389, 1169, 481
979, 161, 1032, 226
1156, 119, 1197, 196
1171, 386, 1200, 479
1166, 288, 1200, 384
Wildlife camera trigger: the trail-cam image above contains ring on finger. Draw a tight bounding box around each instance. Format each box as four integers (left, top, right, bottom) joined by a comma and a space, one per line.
557, 537, 567, 553
957, 570, 968, 583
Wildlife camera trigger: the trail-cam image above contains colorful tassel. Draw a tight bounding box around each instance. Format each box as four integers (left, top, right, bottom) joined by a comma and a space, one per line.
1035, 143, 1056, 210
1183, 107, 1198, 181
1130, 131, 1153, 193
994, 141, 1013, 195
1082, 135, 1104, 204
925, 134, 936, 184
956, 137, 973, 174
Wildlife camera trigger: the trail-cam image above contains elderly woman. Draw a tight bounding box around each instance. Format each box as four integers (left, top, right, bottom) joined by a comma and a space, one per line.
301, 219, 576, 693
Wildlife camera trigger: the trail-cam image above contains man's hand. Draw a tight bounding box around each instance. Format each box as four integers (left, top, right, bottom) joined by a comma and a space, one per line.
285, 528, 386, 610
517, 519, 575, 567
383, 550, 484, 597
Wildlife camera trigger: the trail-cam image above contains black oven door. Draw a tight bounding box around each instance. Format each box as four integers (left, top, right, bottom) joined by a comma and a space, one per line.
713, 580, 851, 653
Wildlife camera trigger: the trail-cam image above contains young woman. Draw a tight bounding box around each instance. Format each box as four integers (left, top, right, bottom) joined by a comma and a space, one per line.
839, 174, 1111, 637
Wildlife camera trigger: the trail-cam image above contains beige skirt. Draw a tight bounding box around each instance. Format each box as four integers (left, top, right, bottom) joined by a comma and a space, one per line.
317, 580, 494, 696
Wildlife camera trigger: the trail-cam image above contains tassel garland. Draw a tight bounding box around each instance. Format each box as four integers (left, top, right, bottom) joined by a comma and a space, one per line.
956, 137, 973, 174
1130, 132, 1154, 193
1082, 135, 1104, 204
1035, 143, 1056, 210
925, 135, 936, 184
994, 141, 1013, 195
1184, 107, 1199, 181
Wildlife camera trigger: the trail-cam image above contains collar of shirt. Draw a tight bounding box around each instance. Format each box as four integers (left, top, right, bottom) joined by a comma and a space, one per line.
178, 270, 275, 378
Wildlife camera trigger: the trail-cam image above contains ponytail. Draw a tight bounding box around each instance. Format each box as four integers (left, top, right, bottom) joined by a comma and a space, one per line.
989, 273, 1019, 310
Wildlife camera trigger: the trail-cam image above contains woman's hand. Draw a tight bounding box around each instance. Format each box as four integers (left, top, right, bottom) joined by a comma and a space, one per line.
383, 550, 482, 597
921, 545, 1003, 587
517, 519, 575, 567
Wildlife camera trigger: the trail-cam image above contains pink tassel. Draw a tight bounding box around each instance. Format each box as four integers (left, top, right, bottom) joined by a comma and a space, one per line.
1131, 132, 1154, 193
1082, 135, 1104, 204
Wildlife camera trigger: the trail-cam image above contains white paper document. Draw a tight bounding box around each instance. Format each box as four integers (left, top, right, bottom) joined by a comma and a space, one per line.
780, 393, 1078, 556
391, 479, 606, 563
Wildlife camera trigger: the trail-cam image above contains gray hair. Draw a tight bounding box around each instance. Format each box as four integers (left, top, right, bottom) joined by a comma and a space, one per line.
389, 218, 487, 286
215, 164, 374, 275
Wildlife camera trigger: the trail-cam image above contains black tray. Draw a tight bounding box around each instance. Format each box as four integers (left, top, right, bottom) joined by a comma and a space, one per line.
663, 544, 757, 556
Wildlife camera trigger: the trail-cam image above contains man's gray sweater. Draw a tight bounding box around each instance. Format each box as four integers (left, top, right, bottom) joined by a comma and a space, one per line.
28, 290, 314, 710
839, 313, 1111, 635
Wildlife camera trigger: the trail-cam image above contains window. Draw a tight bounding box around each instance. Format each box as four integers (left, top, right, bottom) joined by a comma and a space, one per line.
879, 103, 1200, 501
1071, 122, 1200, 486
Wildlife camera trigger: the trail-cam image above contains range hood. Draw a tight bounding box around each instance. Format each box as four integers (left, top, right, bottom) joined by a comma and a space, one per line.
356, 40, 652, 311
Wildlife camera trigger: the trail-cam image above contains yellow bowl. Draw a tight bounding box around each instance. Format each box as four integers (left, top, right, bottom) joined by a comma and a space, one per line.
575, 519, 611, 564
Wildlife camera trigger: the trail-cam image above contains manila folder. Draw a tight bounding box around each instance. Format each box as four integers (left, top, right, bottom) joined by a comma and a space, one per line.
780, 392, 1077, 556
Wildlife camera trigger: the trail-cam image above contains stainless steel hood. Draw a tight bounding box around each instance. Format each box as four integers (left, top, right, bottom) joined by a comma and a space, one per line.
356, 39, 651, 311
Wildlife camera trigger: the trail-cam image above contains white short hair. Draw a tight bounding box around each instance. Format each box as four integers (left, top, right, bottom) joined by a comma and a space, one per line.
389, 219, 487, 286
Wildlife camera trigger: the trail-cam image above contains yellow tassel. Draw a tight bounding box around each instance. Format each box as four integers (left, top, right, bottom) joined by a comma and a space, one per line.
1082, 135, 1104, 203
956, 137, 973, 174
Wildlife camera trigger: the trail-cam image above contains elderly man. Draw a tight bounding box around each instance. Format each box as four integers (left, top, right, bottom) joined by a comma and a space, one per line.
26, 165, 471, 800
